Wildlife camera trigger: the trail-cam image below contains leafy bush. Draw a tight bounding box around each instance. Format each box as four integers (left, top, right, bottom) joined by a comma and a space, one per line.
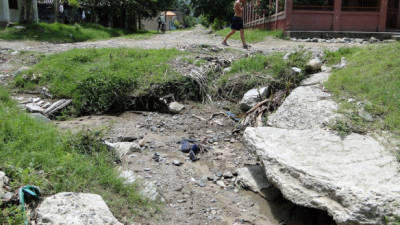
211, 18, 227, 31
183, 15, 197, 28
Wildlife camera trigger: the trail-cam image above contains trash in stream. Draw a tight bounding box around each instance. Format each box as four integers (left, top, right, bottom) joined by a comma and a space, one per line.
179, 139, 207, 162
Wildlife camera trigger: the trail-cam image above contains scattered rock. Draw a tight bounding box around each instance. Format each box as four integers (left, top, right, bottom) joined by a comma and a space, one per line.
223, 171, 233, 179
168, 102, 185, 114
105, 142, 142, 159
244, 127, 400, 225
369, 37, 379, 43
36, 192, 123, 225
216, 180, 226, 188
223, 67, 231, 73
358, 109, 374, 122
173, 160, 183, 166
268, 85, 339, 130
120, 170, 164, 202
306, 58, 322, 72
333, 57, 347, 69
291, 67, 302, 74
12, 66, 30, 77
0, 171, 13, 203
239, 87, 270, 111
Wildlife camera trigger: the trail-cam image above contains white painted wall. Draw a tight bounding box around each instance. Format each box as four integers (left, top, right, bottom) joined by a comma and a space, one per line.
0, 0, 10, 23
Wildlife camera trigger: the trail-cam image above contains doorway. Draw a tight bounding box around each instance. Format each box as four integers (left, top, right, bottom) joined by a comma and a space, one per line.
387, 0, 400, 30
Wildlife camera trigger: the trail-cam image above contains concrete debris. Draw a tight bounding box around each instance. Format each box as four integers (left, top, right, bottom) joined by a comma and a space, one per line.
168, 102, 185, 114
36, 192, 123, 225
0, 171, 13, 203
306, 58, 322, 72
25, 103, 44, 113
239, 87, 270, 111
44, 99, 72, 116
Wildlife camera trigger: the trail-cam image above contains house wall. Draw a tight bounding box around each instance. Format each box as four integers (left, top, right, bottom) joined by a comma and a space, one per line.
244, 0, 398, 32
290, 11, 334, 31
0, 0, 10, 24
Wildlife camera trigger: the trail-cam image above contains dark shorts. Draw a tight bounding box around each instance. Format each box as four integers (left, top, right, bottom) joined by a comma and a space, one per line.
231, 16, 243, 30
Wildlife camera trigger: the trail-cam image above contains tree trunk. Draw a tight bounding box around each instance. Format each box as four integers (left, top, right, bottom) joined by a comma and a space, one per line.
19, 0, 37, 23
54, 0, 59, 23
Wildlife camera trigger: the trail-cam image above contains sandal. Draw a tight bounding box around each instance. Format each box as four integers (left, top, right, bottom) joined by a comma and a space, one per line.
243, 44, 250, 49
222, 41, 229, 46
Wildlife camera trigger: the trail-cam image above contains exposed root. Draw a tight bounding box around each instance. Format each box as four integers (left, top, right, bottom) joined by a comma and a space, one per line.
239, 90, 286, 129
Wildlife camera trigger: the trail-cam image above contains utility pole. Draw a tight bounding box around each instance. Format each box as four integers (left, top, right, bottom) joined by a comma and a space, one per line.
54, 0, 59, 23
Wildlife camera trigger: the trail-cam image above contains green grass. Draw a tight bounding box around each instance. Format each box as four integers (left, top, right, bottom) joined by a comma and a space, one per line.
325, 43, 400, 134
0, 23, 155, 43
216, 28, 284, 43
14, 48, 201, 115
216, 50, 311, 100
0, 87, 150, 223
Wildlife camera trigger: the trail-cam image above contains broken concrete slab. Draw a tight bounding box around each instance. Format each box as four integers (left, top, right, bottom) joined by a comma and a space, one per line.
244, 127, 400, 225
25, 103, 44, 113
44, 99, 72, 116
36, 192, 123, 225
301, 72, 331, 86
267, 85, 339, 130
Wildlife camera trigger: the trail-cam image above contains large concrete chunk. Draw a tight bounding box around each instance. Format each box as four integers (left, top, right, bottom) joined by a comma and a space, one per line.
267, 85, 339, 129
36, 192, 122, 225
244, 127, 400, 225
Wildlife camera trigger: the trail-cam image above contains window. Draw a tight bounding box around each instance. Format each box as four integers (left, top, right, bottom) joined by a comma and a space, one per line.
8, 0, 18, 10
342, 0, 380, 11
294, 0, 334, 11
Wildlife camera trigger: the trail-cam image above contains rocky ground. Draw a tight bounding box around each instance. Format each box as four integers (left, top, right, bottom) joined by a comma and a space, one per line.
1, 26, 396, 225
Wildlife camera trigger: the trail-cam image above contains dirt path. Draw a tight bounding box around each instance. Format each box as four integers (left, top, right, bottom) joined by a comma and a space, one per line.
0, 26, 351, 54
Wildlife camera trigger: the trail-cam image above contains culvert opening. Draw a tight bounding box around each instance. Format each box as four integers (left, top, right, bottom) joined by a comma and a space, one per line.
264, 187, 337, 225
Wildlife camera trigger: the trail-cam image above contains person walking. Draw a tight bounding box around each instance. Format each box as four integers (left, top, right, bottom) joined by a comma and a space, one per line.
222, 0, 249, 49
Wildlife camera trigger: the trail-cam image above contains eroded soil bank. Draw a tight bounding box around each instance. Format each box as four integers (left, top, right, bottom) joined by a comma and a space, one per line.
0, 27, 364, 225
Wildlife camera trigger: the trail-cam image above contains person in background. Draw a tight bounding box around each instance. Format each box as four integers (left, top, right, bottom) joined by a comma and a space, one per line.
158, 13, 166, 32
222, 0, 249, 49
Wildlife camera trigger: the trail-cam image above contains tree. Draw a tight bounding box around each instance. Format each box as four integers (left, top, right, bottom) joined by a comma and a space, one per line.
19, 0, 39, 23
191, 0, 234, 25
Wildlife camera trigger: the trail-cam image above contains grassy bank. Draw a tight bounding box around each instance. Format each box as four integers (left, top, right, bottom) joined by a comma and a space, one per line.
216, 51, 310, 100
0, 23, 155, 43
215, 28, 283, 43
14, 48, 201, 115
0, 87, 149, 224
325, 43, 400, 135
